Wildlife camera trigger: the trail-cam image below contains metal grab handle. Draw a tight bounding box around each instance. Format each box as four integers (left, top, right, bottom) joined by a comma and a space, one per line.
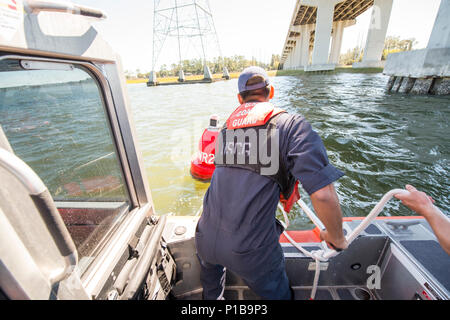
24, 0, 107, 19
296, 189, 410, 260
0, 148, 77, 283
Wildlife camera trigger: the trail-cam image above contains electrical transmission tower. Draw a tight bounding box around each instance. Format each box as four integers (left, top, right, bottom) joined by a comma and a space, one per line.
148, 0, 229, 86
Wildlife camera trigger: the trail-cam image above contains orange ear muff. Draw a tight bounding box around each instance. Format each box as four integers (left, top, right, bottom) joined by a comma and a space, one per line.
238, 93, 244, 104
269, 86, 275, 99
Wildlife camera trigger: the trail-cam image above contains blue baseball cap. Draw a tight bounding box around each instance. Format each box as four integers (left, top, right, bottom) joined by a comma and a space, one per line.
238, 66, 270, 93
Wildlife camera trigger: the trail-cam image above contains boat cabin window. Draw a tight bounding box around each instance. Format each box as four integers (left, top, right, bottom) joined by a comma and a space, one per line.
0, 59, 130, 272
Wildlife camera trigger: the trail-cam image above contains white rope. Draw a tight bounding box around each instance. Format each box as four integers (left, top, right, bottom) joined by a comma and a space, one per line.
195, 204, 203, 217
311, 257, 321, 300
278, 204, 289, 228
297, 199, 325, 231
279, 204, 325, 300
280, 188, 410, 300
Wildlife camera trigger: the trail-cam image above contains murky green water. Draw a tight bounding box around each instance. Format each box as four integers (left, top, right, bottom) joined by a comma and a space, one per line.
129, 73, 449, 229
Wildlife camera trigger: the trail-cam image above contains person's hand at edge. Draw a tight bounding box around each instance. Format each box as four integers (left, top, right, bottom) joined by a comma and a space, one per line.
394, 184, 436, 218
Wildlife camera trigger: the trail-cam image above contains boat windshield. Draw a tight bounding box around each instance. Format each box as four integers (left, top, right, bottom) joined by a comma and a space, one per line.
0, 58, 131, 272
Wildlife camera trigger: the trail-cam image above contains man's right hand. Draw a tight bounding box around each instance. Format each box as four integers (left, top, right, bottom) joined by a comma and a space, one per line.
320, 229, 348, 251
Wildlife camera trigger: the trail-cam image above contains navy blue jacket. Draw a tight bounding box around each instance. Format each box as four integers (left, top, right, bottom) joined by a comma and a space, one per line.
196, 112, 344, 272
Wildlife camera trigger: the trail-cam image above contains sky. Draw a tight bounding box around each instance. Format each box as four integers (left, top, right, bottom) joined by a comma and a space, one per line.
75, 0, 442, 72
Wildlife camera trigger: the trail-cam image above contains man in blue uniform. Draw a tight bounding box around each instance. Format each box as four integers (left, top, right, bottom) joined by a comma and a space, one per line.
195, 66, 348, 300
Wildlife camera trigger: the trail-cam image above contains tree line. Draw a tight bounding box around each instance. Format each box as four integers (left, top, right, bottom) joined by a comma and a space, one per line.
339, 36, 417, 66
126, 54, 281, 79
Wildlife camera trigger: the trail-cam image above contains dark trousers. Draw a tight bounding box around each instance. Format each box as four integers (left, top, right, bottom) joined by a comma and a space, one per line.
196, 250, 292, 300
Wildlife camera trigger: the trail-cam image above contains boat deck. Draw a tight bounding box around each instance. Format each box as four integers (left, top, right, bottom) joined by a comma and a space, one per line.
164, 216, 449, 300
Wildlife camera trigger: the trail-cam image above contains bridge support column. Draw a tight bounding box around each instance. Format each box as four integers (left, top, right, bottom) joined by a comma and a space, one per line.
287, 44, 297, 70
329, 20, 356, 65
300, 24, 313, 67
427, 0, 450, 49
304, 0, 343, 72
329, 21, 344, 65
284, 51, 291, 69
354, 0, 393, 68
293, 38, 303, 69
384, 0, 450, 95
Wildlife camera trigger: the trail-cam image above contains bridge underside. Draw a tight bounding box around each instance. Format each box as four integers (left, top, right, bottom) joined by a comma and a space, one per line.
293, 0, 373, 26
281, 0, 391, 72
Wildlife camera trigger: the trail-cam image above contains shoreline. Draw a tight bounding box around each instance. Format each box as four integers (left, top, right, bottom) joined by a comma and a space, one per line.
126, 68, 383, 84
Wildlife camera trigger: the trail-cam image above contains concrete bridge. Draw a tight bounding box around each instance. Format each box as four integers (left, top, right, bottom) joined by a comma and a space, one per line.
280, 0, 449, 95
280, 0, 394, 72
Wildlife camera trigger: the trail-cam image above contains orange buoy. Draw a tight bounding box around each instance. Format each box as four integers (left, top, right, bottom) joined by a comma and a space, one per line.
190, 115, 219, 181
